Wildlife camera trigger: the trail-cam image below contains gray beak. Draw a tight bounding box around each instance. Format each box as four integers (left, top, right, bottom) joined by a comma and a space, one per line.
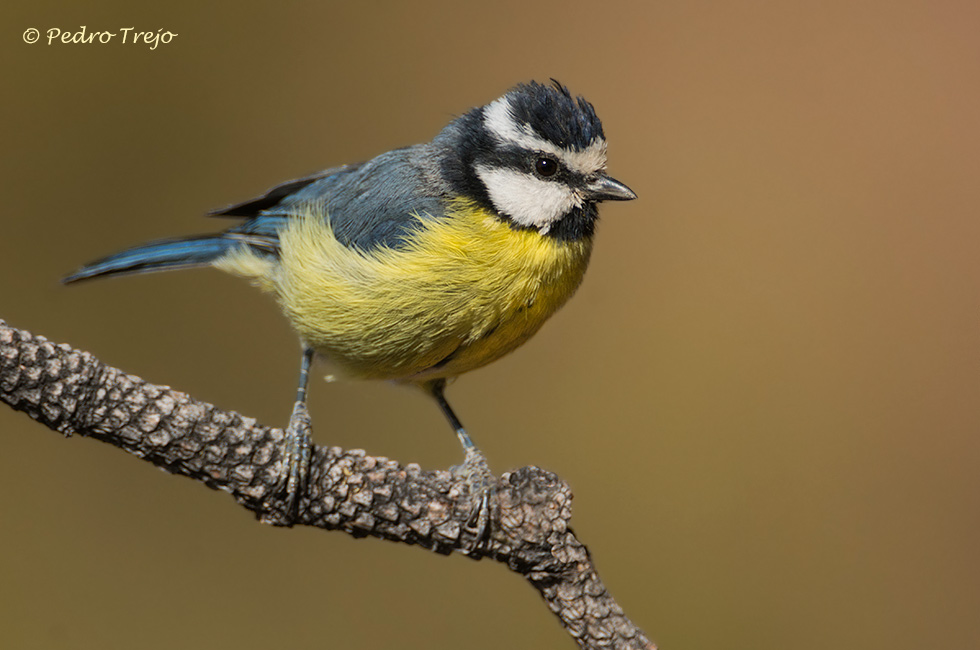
586, 174, 637, 202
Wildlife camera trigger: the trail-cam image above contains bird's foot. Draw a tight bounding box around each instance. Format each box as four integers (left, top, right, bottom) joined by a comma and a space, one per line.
267, 400, 313, 523
450, 443, 495, 553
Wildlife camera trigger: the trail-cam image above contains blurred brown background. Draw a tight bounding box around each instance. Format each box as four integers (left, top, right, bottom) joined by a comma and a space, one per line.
2, 1, 979, 648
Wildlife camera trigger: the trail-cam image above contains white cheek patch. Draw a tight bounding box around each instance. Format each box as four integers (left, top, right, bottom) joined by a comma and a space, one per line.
475, 164, 583, 231
483, 96, 609, 176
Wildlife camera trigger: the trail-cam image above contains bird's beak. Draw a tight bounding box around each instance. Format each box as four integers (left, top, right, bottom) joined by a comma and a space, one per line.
586, 174, 637, 202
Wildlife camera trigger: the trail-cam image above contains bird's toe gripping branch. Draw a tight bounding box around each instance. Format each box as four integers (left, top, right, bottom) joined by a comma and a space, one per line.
263, 399, 314, 525
450, 444, 497, 552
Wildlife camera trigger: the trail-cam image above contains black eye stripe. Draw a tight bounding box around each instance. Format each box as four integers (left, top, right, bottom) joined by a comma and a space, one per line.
489, 147, 563, 175
474, 145, 591, 188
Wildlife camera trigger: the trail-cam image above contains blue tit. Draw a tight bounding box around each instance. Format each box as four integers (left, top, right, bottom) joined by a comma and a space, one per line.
65, 80, 635, 520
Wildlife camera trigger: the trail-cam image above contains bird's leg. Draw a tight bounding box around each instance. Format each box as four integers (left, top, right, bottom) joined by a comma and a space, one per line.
273, 346, 315, 520
426, 378, 494, 550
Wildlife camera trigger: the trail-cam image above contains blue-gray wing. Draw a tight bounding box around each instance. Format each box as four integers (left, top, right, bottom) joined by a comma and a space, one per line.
215, 146, 448, 253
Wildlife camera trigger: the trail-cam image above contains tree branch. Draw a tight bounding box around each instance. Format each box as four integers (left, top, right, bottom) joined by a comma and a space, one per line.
0, 319, 654, 650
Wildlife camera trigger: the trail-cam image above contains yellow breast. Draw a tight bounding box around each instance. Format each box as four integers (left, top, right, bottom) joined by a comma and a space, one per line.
216, 199, 593, 383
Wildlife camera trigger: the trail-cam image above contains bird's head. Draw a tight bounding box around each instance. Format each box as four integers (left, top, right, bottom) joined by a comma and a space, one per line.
439, 81, 635, 240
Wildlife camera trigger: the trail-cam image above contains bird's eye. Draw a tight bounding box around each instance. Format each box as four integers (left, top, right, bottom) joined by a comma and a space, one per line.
534, 157, 558, 177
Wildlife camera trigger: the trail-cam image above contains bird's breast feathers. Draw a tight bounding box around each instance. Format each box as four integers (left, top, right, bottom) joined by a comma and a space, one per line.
215, 198, 593, 382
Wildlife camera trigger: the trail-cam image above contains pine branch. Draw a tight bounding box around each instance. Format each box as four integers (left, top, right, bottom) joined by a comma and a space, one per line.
0, 319, 654, 650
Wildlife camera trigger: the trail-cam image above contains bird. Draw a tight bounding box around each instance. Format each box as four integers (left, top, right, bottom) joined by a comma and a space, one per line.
64, 80, 635, 532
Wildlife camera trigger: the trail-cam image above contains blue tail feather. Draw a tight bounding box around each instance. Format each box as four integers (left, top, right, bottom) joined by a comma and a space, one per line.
63, 236, 237, 284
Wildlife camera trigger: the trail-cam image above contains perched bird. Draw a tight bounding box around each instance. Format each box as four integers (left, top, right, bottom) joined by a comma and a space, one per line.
65, 81, 635, 529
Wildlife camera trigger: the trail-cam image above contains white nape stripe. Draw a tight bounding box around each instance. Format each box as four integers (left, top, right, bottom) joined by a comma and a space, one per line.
475, 164, 582, 232
483, 97, 609, 176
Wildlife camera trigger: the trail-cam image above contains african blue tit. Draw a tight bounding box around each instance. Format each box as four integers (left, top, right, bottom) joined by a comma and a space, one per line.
65, 80, 635, 521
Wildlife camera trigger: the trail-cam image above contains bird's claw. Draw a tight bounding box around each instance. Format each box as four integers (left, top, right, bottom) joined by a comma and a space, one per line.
451, 445, 495, 552
270, 400, 312, 522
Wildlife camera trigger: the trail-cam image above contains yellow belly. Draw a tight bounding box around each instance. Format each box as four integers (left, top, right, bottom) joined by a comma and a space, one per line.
216, 199, 593, 383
